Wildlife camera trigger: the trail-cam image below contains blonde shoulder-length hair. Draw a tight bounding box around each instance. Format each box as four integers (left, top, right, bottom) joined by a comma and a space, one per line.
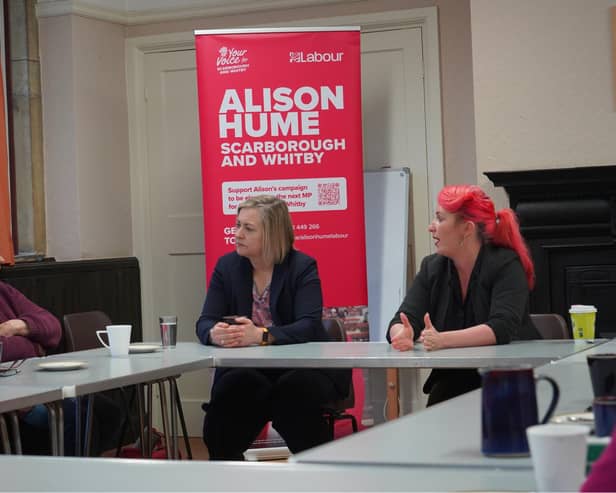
237, 195, 294, 264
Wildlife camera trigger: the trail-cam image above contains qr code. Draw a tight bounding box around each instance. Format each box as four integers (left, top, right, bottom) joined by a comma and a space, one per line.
318, 183, 340, 206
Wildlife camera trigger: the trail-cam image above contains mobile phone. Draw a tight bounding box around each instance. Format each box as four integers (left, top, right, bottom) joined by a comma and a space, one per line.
221, 316, 240, 324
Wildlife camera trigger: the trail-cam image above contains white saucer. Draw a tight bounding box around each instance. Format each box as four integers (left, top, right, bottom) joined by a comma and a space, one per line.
129, 343, 161, 354
550, 412, 594, 426
37, 360, 87, 371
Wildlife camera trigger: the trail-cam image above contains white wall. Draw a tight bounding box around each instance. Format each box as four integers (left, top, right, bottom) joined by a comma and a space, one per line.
39, 15, 81, 259
40, 14, 131, 259
471, 0, 616, 208
39, 1, 616, 257
37, 0, 476, 260
125, 0, 477, 186
73, 15, 131, 258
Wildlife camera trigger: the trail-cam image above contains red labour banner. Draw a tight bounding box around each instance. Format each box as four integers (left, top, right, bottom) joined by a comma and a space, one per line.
195, 28, 367, 308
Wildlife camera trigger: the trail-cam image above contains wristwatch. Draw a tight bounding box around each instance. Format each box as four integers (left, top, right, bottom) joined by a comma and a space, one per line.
260, 327, 270, 346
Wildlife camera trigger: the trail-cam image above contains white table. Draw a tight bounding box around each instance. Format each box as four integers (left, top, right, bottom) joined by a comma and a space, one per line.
0, 344, 214, 396
0, 339, 607, 491
0, 385, 62, 414
209, 339, 603, 368
292, 339, 602, 470
0, 338, 605, 460
0, 454, 536, 491
0, 340, 598, 396
0, 344, 215, 457
0, 384, 64, 455
546, 337, 616, 364
210, 338, 603, 416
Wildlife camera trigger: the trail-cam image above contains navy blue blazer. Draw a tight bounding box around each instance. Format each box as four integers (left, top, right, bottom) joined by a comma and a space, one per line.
196, 249, 349, 395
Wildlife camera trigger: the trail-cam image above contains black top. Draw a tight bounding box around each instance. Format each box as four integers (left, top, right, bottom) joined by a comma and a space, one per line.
446, 246, 482, 333
388, 244, 539, 344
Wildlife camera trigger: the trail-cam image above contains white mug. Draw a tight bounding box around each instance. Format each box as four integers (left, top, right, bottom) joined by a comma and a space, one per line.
96, 324, 132, 357
526, 423, 589, 492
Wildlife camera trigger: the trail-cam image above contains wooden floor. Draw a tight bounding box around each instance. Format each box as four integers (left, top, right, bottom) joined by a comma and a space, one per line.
181, 437, 209, 460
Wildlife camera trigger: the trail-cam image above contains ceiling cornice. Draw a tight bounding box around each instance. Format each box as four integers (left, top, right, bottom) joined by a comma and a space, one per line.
37, 1, 126, 24
35, 0, 360, 25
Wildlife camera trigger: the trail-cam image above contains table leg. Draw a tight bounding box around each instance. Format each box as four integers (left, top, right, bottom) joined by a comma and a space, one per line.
136, 384, 146, 457
45, 403, 58, 456
0, 414, 11, 453
115, 386, 138, 457
172, 378, 192, 460
57, 402, 64, 456
8, 412, 22, 454
169, 378, 178, 460
83, 395, 95, 456
75, 397, 82, 457
158, 381, 172, 459
146, 383, 153, 458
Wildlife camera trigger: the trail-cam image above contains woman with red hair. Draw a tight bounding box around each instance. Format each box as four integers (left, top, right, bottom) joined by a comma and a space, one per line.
387, 185, 540, 405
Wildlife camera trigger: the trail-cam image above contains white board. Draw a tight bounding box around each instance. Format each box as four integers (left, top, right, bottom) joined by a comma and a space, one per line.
364, 168, 411, 341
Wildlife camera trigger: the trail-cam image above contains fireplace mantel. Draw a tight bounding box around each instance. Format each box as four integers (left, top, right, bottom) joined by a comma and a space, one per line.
485, 166, 616, 207
485, 165, 616, 338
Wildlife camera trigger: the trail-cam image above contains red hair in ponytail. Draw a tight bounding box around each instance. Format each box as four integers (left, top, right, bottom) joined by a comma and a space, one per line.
438, 185, 535, 289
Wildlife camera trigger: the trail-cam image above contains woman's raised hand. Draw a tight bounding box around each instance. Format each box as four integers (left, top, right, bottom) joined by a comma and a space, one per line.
390, 312, 414, 351
419, 312, 445, 351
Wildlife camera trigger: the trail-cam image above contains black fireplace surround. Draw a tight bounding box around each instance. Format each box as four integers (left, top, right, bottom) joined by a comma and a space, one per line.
485, 166, 616, 339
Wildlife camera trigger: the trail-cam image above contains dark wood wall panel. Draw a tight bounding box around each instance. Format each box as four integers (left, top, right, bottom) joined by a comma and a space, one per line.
486, 166, 616, 339
0, 257, 142, 353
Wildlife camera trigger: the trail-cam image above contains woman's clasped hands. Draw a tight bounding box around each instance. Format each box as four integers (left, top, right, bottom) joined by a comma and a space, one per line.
390, 312, 445, 352
210, 317, 261, 348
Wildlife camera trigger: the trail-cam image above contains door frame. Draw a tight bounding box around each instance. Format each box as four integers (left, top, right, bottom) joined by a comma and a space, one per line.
126, 6, 444, 341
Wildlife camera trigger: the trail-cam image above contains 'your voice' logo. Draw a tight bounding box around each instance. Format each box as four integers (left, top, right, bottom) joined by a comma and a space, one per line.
217, 47, 248, 67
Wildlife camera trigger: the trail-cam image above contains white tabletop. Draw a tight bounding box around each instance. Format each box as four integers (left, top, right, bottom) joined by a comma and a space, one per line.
0, 384, 63, 414
546, 337, 616, 364
0, 454, 536, 491
0, 339, 599, 414
0, 343, 215, 398
292, 341, 600, 469
0, 339, 605, 491
210, 339, 604, 368
0, 340, 600, 405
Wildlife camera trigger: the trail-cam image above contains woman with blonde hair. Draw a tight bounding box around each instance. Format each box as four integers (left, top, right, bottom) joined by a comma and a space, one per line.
388, 185, 540, 405
196, 195, 349, 459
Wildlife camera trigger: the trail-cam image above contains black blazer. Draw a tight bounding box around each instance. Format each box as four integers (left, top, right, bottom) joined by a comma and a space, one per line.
196, 249, 349, 395
388, 245, 539, 344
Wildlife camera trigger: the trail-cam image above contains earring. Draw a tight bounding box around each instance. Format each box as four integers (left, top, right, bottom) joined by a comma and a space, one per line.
459, 236, 466, 247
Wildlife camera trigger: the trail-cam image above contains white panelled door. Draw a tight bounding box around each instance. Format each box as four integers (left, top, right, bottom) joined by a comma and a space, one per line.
141, 26, 432, 433
361, 27, 430, 269
143, 50, 211, 434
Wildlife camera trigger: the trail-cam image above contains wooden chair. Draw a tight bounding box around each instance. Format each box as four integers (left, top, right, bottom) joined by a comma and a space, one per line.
530, 313, 570, 340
